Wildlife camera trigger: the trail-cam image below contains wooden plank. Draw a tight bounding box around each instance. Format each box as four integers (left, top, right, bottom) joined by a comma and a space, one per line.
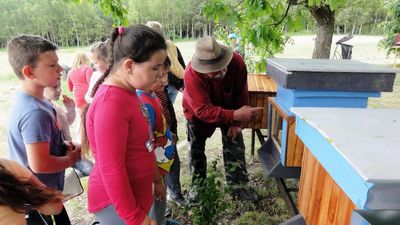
255, 94, 264, 128
261, 96, 269, 129
286, 120, 296, 165
247, 74, 257, 91
247, 93, 256, 128
293, 136, 305, 167
269, 98, 294, 122
255, 75, 265, 91
298, 147, 356, 225
326, 178, 341, 225
244, 74, 277, 129
298, 147, 311, 218
248, 73, 277, 93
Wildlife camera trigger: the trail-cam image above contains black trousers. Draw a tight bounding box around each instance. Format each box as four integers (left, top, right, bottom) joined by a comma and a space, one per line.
27, 206, 71, 225
187, 121, 249, 187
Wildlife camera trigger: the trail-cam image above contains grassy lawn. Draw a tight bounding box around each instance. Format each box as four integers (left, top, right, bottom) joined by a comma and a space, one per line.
0, 35, 399, 225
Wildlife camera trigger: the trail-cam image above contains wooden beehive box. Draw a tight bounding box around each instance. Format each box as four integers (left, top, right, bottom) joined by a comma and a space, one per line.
243, 74, 277, 129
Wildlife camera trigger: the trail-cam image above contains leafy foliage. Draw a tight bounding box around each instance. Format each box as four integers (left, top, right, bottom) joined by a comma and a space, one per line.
202, 0, 350, 70
0, 0, 112, 47
379, 0, 400, 55
191, 159, 230, 225
71, 0, 128, 26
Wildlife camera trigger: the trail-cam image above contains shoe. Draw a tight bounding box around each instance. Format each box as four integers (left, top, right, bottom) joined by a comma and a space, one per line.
232, 187, 260, 203
165, 206, 172, 217
165, 219, 180, 225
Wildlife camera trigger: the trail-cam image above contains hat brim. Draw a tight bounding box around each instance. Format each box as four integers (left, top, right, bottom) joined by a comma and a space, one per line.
191, 45, 233, 74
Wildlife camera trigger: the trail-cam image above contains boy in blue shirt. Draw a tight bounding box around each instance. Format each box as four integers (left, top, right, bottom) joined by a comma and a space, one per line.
7, 35, 81, 225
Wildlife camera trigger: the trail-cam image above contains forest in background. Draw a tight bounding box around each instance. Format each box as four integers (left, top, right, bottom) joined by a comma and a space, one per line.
0, 0, 390, 48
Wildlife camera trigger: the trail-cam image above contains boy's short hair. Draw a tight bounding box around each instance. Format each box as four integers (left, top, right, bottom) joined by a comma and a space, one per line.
7, 35, 58, 79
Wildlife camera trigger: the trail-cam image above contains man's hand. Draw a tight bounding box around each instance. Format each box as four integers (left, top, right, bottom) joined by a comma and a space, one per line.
233, 106, 263, 122
227, 126, 242, 141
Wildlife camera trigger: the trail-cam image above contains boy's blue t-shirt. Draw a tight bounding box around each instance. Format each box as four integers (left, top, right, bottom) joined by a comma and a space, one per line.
7, 91, 65, 190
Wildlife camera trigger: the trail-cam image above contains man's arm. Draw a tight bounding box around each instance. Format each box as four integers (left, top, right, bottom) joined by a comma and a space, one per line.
184, 72, 235, 125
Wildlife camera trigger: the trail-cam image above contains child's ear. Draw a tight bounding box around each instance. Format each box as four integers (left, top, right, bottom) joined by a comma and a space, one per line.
123, 59, 134, 73
22, 65, 35, 80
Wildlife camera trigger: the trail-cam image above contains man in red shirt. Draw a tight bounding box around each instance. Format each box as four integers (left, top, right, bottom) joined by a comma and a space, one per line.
182, 36, 262, 202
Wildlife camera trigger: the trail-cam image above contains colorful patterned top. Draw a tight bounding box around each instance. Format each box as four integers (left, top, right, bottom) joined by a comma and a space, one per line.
137, 90, 175, 175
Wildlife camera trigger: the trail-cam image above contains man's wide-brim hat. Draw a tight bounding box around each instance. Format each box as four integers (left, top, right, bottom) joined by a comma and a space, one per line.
191, 36, 233, 74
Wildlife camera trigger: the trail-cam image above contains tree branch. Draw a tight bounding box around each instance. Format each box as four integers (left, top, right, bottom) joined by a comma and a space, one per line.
272, 0, 295, 29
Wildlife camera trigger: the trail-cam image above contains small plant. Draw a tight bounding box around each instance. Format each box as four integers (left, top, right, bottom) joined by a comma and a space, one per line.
191, 159, 230, 225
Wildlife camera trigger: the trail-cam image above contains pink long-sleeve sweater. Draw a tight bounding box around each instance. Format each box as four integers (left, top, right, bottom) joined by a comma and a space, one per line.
86, 85, 156, 225
67, 65, 93, 108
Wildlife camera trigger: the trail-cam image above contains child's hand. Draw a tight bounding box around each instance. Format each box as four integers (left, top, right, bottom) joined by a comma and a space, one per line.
62, 95, 75, 109
65, 142, 81, 166
141, 215, 156, 225
153, 179, 166, 201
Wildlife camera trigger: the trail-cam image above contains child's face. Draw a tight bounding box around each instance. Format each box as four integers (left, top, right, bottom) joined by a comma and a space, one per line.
29, 51, 62, 88
92, 56, 107, 74
151, 66, 169, 92
43, 81, 62, 101
128, 49, 167, 91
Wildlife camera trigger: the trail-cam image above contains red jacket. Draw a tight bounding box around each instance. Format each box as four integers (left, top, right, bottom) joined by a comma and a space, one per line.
182, 52, 248, 137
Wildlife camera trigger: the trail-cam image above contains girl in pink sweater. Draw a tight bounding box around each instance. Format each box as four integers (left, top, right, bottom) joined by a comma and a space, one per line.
67, 52, 93, 109
83, 24, 168, 225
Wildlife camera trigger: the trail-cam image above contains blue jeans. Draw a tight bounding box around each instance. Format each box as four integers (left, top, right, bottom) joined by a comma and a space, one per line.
165, 146, 183, 199
167, 84, 179, 104
95, 205, 125, 225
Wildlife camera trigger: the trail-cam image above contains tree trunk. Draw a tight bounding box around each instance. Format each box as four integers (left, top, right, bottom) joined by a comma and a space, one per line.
358, 24, 363, 35
83, 9, 89, 46
372, 14, 378, 34
67, 7, 79, 47
309, 5, 335, 59
191, 20, 194, 38
179, 17, 183, 38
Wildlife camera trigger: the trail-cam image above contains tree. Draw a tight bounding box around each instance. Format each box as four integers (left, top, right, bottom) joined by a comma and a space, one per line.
379, 0, 400, 55
203, 0, 347, 71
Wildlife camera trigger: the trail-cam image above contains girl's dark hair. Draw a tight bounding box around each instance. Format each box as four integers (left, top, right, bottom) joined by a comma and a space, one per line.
90, 24, 167, 97
81, 24, 167, 154
0, 163, 61, 213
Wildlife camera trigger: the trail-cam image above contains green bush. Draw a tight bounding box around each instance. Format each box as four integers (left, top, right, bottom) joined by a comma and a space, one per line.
191, 160, 230, 225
